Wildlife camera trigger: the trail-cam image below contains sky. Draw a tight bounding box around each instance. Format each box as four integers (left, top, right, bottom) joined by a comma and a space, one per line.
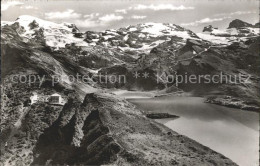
1, 0, 259, 33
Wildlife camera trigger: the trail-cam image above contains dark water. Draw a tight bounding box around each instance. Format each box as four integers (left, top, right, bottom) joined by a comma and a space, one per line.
128, 96, 259, 166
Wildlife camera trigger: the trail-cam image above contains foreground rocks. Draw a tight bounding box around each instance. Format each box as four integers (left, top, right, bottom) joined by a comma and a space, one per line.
1, 92, 237, 165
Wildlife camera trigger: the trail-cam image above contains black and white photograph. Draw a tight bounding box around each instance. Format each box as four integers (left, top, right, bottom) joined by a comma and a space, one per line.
0, 0, 259, 165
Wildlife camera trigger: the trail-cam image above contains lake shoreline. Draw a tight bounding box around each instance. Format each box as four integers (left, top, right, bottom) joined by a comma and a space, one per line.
124, 92, 259, 166
110, 89, 259, 113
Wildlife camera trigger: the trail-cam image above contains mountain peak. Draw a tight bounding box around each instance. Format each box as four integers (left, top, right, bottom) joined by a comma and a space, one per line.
202, 25, 218, 32
15, 15, 77, 30
228, 19, 253, 29
17, 15, 44, 21
2, 15, 86, 48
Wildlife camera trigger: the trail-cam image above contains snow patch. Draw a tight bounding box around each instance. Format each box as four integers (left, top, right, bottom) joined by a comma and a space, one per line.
211, 29, 230, 36
197, 33, 229, 45
103, 35, 114, 40
7, 15, 89, 48
129, 27, 137, 31
140, 22, 195, 39
123, 34, 129, 41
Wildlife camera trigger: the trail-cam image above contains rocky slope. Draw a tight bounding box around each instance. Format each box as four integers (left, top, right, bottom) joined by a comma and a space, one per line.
0, 92, 237, 166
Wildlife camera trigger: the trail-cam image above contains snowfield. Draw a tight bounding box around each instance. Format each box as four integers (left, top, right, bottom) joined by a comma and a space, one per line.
2, 15, 89, 48
1, 15, 259, 50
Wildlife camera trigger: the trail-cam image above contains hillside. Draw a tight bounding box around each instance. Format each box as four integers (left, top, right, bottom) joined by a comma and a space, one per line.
0, 92, 237, 165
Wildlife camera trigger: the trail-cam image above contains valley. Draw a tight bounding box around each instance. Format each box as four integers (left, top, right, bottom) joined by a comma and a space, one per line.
1, 15, 259, 165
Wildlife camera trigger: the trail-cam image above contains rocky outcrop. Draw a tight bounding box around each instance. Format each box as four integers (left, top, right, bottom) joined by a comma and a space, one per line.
146, 112, 179, 119
228, 19, 253, 29
254, 22, 260, 28
28, 20, 39, 30
203, 25, 218, 32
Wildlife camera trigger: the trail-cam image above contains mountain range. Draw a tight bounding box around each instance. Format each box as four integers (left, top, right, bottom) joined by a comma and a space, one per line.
1, 15, 259, 165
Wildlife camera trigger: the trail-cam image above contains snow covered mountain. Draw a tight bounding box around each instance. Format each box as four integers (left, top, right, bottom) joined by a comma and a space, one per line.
2, 16, 258, 49
198, 19, 259, 45
1, 15, 199, 51
84, 22, 199, 51
1, 16, 260, 105
2, 15, 88, 48
1, 16, 259, 97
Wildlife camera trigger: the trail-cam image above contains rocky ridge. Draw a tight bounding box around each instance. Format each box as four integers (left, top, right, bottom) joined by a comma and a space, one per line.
0, 92, 237, 165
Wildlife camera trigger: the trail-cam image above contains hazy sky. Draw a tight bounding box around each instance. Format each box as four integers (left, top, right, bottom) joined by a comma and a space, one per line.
1, 0, 259, 32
